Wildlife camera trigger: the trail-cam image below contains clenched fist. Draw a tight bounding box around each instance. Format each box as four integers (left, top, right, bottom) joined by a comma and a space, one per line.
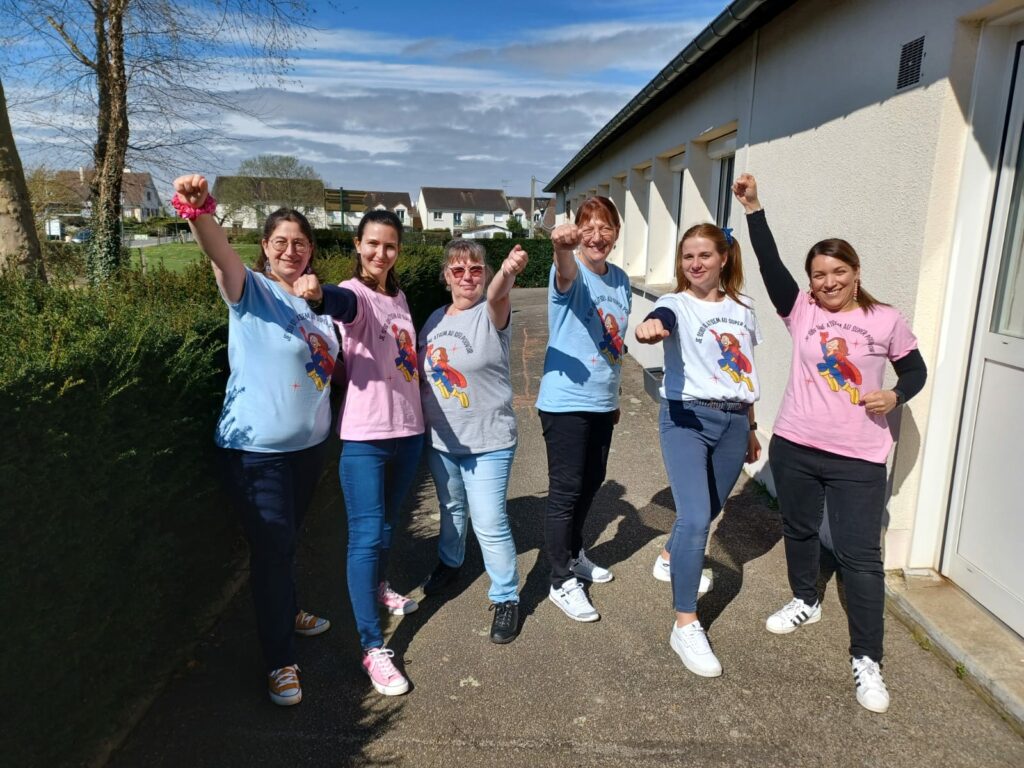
293, 273, 323, 303
502, 244, 529, 276
635, 318, 670, 344
173, 174, 209, 207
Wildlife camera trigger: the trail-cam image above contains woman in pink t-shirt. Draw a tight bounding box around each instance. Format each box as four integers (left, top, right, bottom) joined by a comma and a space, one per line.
733, 174, 927, 715
300, 209, 424, 698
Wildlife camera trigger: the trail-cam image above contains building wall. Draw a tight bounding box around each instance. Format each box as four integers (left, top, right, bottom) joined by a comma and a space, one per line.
554, 0, 1013, 569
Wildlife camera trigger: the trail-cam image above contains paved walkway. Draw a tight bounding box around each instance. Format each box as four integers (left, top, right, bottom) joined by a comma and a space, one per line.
110, 288, 1024, 768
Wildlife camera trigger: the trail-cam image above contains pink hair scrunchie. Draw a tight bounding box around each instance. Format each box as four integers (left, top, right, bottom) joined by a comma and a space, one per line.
172, 193, 217, 220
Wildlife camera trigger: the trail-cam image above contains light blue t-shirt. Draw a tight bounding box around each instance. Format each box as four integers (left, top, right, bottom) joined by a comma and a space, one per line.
536, 258, 632, 413
215, 268, 340, 453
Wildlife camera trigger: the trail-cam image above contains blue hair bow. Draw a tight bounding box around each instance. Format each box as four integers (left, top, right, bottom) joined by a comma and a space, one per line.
722, 227, 734, 246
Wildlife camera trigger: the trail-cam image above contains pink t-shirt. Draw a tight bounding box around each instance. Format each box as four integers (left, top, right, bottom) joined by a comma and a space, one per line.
773, 294, 918, 464
335, 278, 424, 441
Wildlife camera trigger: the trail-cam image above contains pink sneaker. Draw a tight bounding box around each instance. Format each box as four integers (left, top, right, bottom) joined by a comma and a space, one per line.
362, 647, 410, 696
377, 581, 419, 615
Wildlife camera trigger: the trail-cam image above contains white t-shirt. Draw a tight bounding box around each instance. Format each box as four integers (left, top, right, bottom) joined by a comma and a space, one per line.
654, 291, 762, 404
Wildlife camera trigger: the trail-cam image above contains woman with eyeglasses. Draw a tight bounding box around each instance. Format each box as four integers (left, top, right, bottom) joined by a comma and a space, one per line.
172, 174, 337, 707
538, 197, 631, 623
416, 239, 529, 644
300, 209, 425, 697
633, 222, 761, 679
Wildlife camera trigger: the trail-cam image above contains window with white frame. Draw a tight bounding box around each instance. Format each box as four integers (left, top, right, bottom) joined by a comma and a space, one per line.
433, 211, 443, 221
707, 133, 736, 229
454, 211, 463, 225
395, 208, 405, 222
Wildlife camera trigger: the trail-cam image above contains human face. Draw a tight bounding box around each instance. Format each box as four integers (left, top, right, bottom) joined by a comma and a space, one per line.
445, 258, 486, 308
355, 222, 400, 290
679, 236, 726, 298
262, 221, 312, 285
809, 255, 859, 312
577, 215, 618, 271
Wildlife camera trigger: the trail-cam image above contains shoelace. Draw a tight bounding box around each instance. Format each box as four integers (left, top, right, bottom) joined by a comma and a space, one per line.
780, 598, 812, 622
270, 665, 300, 688
365, 648, 399, 678
853, 657, 885, 691
296, 611, 317, 629
679, 623, 711, 653
490, 602, 516, 630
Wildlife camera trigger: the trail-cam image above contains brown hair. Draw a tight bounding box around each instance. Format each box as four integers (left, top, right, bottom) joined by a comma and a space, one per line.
804, 238, 885, 312
574, 196, 621, 230
676, 223, 748, 307
255, 208, 316, 275
353, 209, 403, 296
438, 238, 493, 285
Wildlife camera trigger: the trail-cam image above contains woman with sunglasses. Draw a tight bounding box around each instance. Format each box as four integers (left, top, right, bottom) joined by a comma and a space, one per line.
538, 197, 631, 622
172, 174, 336, 707
416, 239, 529, 644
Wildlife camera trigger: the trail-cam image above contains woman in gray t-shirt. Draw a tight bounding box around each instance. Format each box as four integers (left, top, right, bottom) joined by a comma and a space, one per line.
417, 239, 528, 644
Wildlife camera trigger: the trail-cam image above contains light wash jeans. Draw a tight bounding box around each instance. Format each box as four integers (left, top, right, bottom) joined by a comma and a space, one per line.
426, 446, 520, 604
339, 434, 424, 650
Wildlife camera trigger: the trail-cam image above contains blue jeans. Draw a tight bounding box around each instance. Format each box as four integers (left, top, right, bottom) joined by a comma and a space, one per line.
659, 400, 749, 613
221, 440, 328, 672
339, 434, 424, 649
427, 446, 519, 604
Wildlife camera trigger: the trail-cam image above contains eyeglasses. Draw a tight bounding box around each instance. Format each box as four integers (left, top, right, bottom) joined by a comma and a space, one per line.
579, 225, 616, 239
449, 264, 484, 279
267, 237, 311, 254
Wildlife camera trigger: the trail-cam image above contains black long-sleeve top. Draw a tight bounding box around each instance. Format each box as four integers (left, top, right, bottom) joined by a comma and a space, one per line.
743, 209, 927, 402
318, 283, 358, 323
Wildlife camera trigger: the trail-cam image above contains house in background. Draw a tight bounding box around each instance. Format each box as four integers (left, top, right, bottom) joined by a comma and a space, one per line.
460, 224, 511, 240
545, 0, 1024, 684
52, 168, 163, 221
506, 195, 552, 230
417, 187, 510, 233
364, 191, 414, 228
326, 190, 413, 229
212, 176, 327, 229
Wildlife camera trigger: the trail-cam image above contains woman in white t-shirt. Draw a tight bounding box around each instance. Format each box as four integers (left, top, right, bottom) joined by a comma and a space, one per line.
634, 223, 761, 678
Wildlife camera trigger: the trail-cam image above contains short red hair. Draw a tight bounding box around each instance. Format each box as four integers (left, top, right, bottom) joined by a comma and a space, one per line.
574, 196, 620, 230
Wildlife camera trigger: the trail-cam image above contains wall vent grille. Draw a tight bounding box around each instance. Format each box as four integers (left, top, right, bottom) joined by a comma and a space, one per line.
897, 36, 925, 90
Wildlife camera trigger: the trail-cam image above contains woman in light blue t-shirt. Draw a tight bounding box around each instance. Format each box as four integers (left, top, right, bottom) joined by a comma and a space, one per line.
537, 197, 631, 624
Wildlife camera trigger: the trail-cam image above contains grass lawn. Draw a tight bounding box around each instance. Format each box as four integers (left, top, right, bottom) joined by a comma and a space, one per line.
130, 243, 261, 272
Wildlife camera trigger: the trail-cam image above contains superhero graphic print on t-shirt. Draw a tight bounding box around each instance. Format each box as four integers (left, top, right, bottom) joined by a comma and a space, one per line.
710, 328, 754, 393
426, 344, 469, 408
392, 324, 419, 382
817, 331, 862, 404
301, 328, 336, 392
596, 307, 625, 366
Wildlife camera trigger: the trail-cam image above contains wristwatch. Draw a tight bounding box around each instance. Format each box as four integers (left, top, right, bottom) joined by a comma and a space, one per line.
893, 389, 906, 407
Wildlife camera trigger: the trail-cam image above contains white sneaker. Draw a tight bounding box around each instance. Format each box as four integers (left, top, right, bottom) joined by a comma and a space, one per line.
571, 551, 613, 583
549, 578, 599, 622
669, 620, 722, 677
652, 555, 712, 594
765, 597, 821, 634
852, 656, 890, 713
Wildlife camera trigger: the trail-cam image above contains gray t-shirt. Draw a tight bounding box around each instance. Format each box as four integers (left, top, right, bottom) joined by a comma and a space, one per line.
417, 299, 517, 455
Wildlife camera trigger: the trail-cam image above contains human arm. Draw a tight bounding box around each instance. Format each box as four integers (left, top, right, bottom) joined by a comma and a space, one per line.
634, 307, 675, 344
732, 174, 800, 317
487, 244, 528, 329
292, 274, 358, 322
746, 408, 762, 463
550, 223, 580, 293
173, 174, 245, 304
861, 349, 928, 416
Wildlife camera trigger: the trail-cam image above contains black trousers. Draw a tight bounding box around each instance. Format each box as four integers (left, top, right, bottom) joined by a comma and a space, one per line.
539, 410, 616, 588
769, 435, 886, 662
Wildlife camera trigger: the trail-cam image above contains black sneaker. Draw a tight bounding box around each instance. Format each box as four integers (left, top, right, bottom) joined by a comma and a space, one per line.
422, 562, 460, 596
489, 600, 519, 644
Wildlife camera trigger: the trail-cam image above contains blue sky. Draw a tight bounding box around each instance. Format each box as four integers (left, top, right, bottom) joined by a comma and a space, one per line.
5, 0, 725, 200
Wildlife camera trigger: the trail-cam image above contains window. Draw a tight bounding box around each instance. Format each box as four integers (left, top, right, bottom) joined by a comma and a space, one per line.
495, 212, 505, 222
396, 208, 405, 222
454, 212, 463, 225
433, 211, 443, 221
146, 190, 152, 201
707, 133, 737, 229
515, 212, 523, 222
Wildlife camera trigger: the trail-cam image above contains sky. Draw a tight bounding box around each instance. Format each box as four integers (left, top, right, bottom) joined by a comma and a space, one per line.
4, 0, 726, 201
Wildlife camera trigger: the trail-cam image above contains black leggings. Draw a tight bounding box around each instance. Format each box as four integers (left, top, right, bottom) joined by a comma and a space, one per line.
539, 410, 616, 588
769, 435, 886, 662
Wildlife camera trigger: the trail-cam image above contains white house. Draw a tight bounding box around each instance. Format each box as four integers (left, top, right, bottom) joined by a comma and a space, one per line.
212, 176, 328, 229
329, 190, 413, 229
546, 0, 1024, 667
460, 224, 511, 239
417, 187, 510, 233
506, 195, 552, 229
53, 168, 164, 221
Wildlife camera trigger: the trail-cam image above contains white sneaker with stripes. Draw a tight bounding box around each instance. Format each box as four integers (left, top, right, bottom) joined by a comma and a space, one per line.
765, 597, 821, 634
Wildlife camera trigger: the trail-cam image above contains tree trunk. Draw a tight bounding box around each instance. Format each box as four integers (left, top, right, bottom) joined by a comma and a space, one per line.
87, 0, 129, 281
0, 78, 46, 281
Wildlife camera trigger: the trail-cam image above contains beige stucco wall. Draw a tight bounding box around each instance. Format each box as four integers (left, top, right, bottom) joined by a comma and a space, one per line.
553, 0, 1018, 570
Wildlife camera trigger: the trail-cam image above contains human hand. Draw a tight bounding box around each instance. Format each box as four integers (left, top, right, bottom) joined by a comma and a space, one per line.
173, 174, 209, 208
746, 431, 762, 463
503, 244, 529, 276
293, 274, 322, 303
635, 318, 670, 344
861, 390, 898, 416
732, 173, 761, 213
612, 407, 621, 426
551, 223, 581, 256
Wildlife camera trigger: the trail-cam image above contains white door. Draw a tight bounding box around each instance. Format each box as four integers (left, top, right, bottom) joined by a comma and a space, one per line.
947, 39, 1024, 637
